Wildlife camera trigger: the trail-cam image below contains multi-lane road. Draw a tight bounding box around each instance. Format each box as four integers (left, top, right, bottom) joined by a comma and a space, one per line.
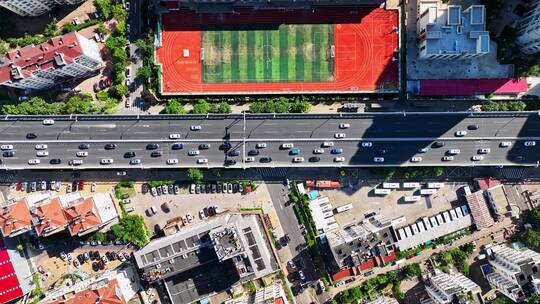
0, 112, 539, 169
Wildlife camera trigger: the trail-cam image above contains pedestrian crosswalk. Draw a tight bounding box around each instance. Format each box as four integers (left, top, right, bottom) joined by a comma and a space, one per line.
257, 167, 289, 178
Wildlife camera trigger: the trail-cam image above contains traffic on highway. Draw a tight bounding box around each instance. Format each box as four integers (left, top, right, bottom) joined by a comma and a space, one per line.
0, 112, 537, 169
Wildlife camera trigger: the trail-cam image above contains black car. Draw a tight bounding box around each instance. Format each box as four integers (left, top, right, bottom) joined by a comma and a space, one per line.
248, 150, 259, 156
26, 133, 37, 139
92, 262, 99, 272
79, 143, 90, 149
432, 141, 445, 148
225, 159, 236, 166
146, 143, 159, 150
309, 156, 321, 162
199, 143, 211, 150
331, 148, 343, 154
3, 151, 14, 157
141, 183, 149, 194
50, 158, 61, 164
151, 151, 163, 157
124, 151, 136, 158
168, 184, 174, 194
156, 186, 162, 195
228, 150, 240, 157
467, 124, 479, 130
219, 143, 231, 151
260, 156, 272, 163
171, 143, 184, 150
104, 143, 117, 150
206, 184, 211, 193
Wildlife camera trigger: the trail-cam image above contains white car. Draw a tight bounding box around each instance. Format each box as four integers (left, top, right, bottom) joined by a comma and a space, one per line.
42, 119, 54, 125
361, 142, 373, 147
69, 159, 83, 166
524, 141, 536, 147
293, 157, 304, 163
256, 143, 267, 149
334, 156, 345, 162
334, 133, 346, 139
197, 158, 208, 164
130, 159, 141, 165
471, 155, 484, 161
410, 156, 422, 162
100, 158, 114, 165
500, 141, 512, 147
313, 149, 325, 154
167, 159, 179, 165
35, 144, 47, 150
0, 145, 13, 150
448, 149, 461, 155
339, 123, 350, 129
199, 209, 206, 219
91, 182, 96, 192
125, 98, 131, 108
76, 151, 88, 157
373, 157, 384, 163
169, 133, 181, 139
36, 151, 49, 157
28, 159, 40, 165
245, 157, 255, 162
281, 143, 294, 149
442, 156, 454, 161
478, 148, 491, 154
188, 150, 200, 156
190, 125, 202, 131
322, 142, 334, 147
455, 130, 467, 137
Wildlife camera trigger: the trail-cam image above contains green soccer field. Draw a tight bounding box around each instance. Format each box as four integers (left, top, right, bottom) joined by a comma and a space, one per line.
201, 24, 335, 83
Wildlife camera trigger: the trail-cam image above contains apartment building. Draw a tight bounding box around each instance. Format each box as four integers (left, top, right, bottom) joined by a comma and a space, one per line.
424, 271, 482, 304
486, 245, 540, 302
417, 1, 490, 59
516, 0, 540, 54
0, 31, 102, 91
0, 0, 83, 16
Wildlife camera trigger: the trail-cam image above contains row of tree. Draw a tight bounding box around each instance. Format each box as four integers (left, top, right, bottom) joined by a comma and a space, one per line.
1, 95, 113, 115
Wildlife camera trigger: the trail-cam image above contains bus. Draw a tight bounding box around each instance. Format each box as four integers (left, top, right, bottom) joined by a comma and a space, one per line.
420, 189, 437, 195
374, 188, 391, 195
402, 182, 420, 188
382, 183, 400, 189
335, 203, 353, 214
427, 182, 444, 189
404, 195, 421, 202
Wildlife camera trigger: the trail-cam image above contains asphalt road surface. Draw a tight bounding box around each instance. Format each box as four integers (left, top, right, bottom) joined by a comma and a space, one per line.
0, 112, 539, 169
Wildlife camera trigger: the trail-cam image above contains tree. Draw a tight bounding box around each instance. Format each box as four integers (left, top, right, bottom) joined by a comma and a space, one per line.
402, 263, 422, 278
111, 84, 129, 98
62, 23, 77, 34
89, 231, 107, 242
113, 22, 126, 37
137, 66, 152, 79
135, 38, 150, 55
94, 0, 113, 19
433, 167, 445, 177
290, 99, 311, 113
187, 168, 204, 183
0, 39, 8, 57
191, 99, 212, 114
44, 22, 58, 38
16, 243, 23, 251
519, 229, 540, 250
162, 99, 186, 114
111, 4, 128, 21
62, 95, 97, 114
527, 293, 540, 304
97, 23, 107, 35
111, 214, 149, 247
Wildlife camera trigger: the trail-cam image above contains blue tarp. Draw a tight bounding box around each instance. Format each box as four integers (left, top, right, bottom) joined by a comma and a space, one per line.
307, 191, 319, 200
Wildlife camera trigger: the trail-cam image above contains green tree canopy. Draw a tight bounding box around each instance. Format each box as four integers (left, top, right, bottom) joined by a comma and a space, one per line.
137, 66, 152, 79
187, 168, 204, 183
111, 214, 149, 247
62, 95, 97, 114
162, 99, 187, 114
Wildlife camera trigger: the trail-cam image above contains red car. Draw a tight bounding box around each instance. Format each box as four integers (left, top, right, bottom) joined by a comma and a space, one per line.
16, 183, 22, 191
78, 181, 84, 190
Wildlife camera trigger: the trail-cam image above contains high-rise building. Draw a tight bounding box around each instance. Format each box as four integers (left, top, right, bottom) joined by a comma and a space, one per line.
0, 31, 102, 91
0, 0, 83, 16
424, 271, 482, 304
516, 0, 540, 54
486, 245, 540, 302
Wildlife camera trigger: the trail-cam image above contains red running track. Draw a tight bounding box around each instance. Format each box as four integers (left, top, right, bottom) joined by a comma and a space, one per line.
157, 7, 398, 95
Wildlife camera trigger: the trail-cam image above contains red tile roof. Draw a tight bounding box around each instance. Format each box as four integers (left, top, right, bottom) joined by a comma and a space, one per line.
475, 178, 501, 191
31, 198, 68, 236
381, 251, 397, 264
359, 258, 375, 271
50, 279, 125, 304
65, 198, 101, 236
0, 199, 32, 236
332, 268, 354, 281
0, 32, 84, 83
418, 78, 528, 96
466, 191, 495, 230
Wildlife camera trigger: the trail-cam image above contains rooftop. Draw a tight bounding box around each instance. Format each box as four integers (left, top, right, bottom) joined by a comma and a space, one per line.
50, 279, 125, 304
466, 191, 495, 230
31, 198, 68, 236
65, 197, 102, 236
308, 196, 338, 233
0, 199, 32, 237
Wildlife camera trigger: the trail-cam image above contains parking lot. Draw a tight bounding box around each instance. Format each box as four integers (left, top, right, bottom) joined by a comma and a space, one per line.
320, 182, 466, 227
129, 182, 270, 235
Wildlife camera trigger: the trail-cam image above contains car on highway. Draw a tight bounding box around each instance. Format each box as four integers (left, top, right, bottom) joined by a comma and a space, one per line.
1, 145, 13, 150
26, 133, 37, 139
373, 157, 384, 163
199, 143, 211, 149
322, 141, 334, 147
410, 156, 422, 162
36, 151, 48, 157
219, 143, 231, 151
130, 159, 141, 165
147, 143, 159, 150
228, 150, 240, 157
418, 147, 429, 153
331, 148, 343, 154
313, 149, 324, 154
169, 133, 181, 139
455, 130, 467, 137
260, 156, 272, 163
188, 150, 200, 156
167, 159, 179, 165
151, 151, 162, 157
281, 143, 293, 149
104, 143, 117, 150
309, 156, 320, 162
432, 141, 445, 148
35, 144, 47, 150
289, 149, 300, 155
42, 119, 54, 125
334, 156, 345, 162
69, 159, 83, 166
256, 143, 267, 149
442, 156, 454, 161
500, 141, 512, 147
468, 124, 479, 130
76, 151, 88, 157
524, 141, 536, 147
478, 148, 491, 154
471, 155, 484, 161
339, 123, 350, 129
3, 151, 14, 157
197, 158, 208, 164
292, 157, 304, 163
100, 158, 114, 165
50, 159, 61, 165
448, 149, 461, 155
248, 150, 259, 156
190, 125, 202, 131
245, 157, 255, 162
28, 159, 40, 165
124, 151, 136, 158
79, 143, 90, 149
361, 142, 372, 147
334, 133, 346, 138
172, 143, 184, 150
